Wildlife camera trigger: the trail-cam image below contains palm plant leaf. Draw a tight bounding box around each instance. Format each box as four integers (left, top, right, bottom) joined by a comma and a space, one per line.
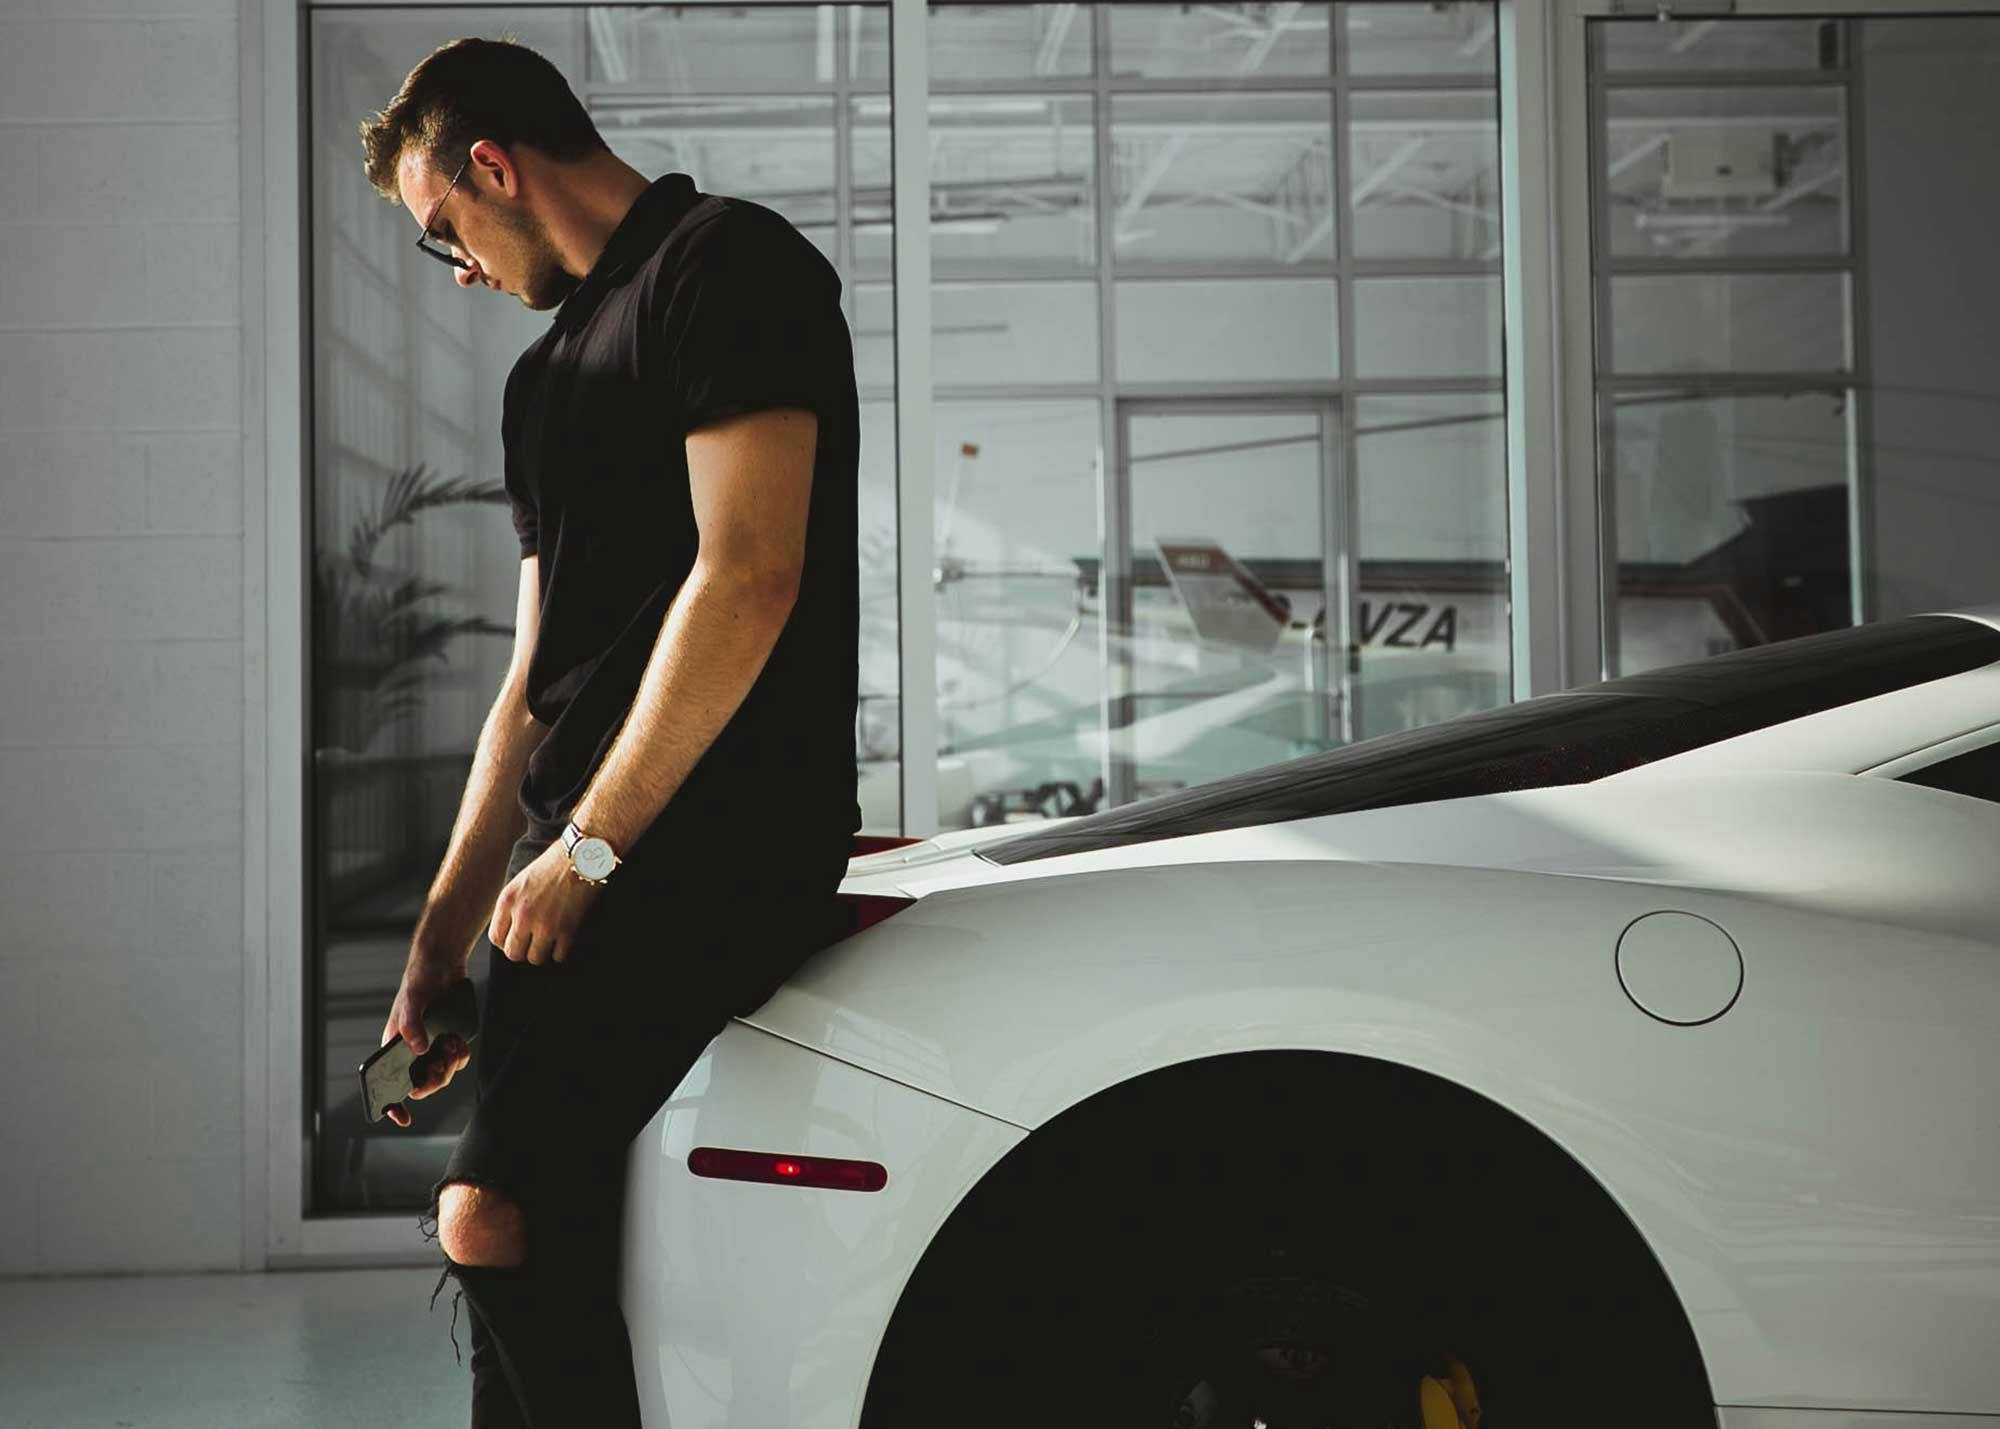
346, 463, 507, 578
314, 464, 516, 753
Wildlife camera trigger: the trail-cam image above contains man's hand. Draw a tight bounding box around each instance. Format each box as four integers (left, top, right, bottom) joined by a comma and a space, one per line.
488, 840, 607, 966
381, 957, 471, 1130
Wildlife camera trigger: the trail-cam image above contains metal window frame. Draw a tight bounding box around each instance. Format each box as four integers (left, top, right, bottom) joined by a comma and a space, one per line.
1580, 5, 1867, 674
250, 0, 1904, 1266
1109, 391, 1349, 805
1500, 0, 1596, 694
1553, 0, 2000, 680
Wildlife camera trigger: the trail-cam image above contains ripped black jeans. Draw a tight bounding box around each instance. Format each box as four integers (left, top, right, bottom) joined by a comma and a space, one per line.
416, 829, 847, 1428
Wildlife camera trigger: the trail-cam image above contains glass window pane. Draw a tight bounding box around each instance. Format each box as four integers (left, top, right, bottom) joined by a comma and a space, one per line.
585, 3, 840, 90
1611, 387, 1852, 564
1109, 2, 1330, 81
1609, 273, 1847, 375
855, 281, 1099, 388
1130, 413, 1321, 560
850, 3, 888, 91
850, 94, 894, 275
939, 2, 1092, 82
852, 285, 893, 392
1346, 2, 1497, 77
1126, 409, 1335, 798
938, 95, 1096, 275
1350, 89, 1500, 261
1354, 394, 1509, 738
1602, 18, 1836, 74
931, 400, 1103, 830
1115, 280, 1337, 382
853, 95, 1096, 278
1602, 87, 1846, 260
855, 3, 1093, 85
590, 95, 837, 263
1609, 388, 1855, 675
1110, 93, 1333, 266
858, 398, 902, 832
1353, 277, 1501, 379
1357, 394, 1505, 561
932, 281, 1099, 385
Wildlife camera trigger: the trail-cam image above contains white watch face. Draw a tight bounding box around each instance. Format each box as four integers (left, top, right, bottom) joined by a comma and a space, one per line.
574, 837, 617, 880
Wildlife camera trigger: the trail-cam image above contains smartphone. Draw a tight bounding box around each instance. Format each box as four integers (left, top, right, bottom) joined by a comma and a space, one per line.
359, 975, 481, 1124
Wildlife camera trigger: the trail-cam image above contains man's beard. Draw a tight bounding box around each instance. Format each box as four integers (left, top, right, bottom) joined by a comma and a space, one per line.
495, 202, 581, 311
518, 255, 580, 311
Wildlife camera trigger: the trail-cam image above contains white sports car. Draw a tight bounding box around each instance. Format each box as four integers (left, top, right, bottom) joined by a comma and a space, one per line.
618, 610, 2000, 1429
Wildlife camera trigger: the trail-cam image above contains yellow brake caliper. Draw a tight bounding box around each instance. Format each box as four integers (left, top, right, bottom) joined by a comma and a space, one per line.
1417, 1353, 1481, 1429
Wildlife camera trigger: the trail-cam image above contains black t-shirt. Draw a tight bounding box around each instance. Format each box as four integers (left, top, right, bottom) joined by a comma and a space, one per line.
502, 172, 860, 869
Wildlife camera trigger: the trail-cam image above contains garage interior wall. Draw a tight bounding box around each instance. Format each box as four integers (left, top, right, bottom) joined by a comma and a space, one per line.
1858, 17, 2000, 624
0, 0, 247, 1274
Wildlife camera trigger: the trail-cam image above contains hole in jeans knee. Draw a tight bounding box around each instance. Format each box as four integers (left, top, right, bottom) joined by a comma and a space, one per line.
418, 1173, 485, 1246
434, 1177, 529, 1269
425, 1220, 528, 1369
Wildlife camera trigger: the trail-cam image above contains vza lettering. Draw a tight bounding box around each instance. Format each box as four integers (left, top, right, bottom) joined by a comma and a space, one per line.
1358, 601, 1458, 652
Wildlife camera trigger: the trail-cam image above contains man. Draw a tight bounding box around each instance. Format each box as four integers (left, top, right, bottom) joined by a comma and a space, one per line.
359, 35, 861, 1428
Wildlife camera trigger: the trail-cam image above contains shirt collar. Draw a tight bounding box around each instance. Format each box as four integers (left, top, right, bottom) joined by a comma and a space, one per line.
554, 171, 701, 328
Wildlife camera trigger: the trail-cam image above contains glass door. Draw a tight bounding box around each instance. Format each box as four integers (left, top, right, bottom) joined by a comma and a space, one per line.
1107, 398, 1351, 807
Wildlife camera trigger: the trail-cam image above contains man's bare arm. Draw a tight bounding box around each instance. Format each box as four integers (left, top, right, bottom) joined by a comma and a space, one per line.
409, 556, 545, 973
567, 407, 817, 854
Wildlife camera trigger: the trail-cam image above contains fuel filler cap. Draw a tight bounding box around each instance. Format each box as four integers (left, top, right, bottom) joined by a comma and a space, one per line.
1616, 911, 1743, 1027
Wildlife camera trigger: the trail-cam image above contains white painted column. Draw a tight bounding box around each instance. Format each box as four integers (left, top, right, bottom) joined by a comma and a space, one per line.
1501, 0, 1605, 695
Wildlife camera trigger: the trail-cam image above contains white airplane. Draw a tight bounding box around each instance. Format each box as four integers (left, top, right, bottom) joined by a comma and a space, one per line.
860, 535, 1740, 830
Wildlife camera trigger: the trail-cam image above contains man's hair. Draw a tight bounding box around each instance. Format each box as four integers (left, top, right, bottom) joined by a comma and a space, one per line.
359, 35, 608, 203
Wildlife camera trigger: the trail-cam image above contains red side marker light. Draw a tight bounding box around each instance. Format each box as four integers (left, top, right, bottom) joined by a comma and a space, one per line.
689, 1147, 888, 1191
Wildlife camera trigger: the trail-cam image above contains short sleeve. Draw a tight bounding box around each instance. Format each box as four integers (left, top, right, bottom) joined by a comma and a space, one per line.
506, 482, 538, 559
500, 351, 539, 559
664, 210, 843, 434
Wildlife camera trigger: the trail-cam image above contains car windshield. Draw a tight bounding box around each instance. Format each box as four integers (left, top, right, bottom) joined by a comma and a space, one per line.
977, 613, 2000, 866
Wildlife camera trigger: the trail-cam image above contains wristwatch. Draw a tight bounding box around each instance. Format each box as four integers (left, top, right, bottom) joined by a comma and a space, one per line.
560, 819, 623, 885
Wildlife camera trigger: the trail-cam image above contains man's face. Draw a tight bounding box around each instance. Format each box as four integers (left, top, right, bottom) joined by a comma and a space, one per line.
398, 147, 580, 312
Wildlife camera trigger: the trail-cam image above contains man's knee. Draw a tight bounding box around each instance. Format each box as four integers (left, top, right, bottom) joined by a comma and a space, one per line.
437, 1180, 527, 1268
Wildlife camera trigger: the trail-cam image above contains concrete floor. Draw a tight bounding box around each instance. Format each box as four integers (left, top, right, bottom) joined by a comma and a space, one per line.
0, 1267, 471, 1428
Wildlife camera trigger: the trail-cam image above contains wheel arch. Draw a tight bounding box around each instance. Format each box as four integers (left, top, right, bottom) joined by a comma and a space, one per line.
861, 1046, 1716, 1427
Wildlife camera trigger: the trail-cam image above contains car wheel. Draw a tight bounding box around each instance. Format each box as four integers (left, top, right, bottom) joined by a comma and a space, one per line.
861, 1055, 1711, 1429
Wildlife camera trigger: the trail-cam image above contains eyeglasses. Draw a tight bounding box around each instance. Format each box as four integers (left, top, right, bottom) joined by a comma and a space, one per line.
415, 156, 472, 270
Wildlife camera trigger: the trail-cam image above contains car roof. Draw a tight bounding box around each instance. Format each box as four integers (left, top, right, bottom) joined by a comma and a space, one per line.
1607, 608, 2000, 783
1606, 659, 2000, 783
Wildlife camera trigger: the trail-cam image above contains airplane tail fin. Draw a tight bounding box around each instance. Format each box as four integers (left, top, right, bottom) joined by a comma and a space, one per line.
1154, 537, 1294, 653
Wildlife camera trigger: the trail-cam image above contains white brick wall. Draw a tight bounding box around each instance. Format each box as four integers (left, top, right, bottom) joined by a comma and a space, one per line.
0, 0, 246, 1276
